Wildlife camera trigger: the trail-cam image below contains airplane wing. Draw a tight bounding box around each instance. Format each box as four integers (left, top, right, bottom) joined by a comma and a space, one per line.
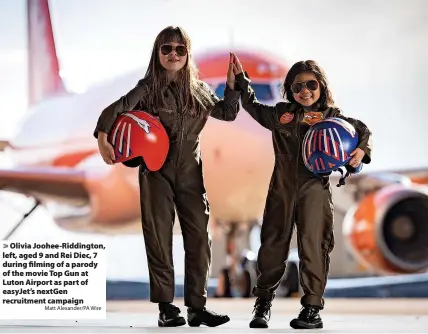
329, 166, 428, 185
0, 167, 88, 204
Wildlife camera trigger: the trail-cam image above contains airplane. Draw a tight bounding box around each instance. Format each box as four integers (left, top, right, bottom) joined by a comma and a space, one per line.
0, 0, 286, 297
1, 0, 428, 300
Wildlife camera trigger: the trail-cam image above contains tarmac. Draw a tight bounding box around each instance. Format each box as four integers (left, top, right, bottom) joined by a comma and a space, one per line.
0, 298, 427, 333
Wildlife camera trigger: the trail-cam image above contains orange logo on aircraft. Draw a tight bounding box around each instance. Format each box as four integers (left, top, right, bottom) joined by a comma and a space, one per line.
280, 112, 294, 124
303, 111, 324, 125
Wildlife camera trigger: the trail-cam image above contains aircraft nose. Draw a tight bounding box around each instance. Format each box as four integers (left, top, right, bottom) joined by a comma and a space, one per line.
234, 105, 273, 138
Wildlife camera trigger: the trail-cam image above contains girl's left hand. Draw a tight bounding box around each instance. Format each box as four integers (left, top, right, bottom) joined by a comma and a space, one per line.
226, 52, 243, 90
230, 52, 243, 75
349, 148, 365, 168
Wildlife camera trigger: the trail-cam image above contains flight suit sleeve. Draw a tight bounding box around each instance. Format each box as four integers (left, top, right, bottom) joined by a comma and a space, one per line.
235, 72, 276, 131
203, 81, 241, 121
93, 81, 149, 139
333, 109, 373, 164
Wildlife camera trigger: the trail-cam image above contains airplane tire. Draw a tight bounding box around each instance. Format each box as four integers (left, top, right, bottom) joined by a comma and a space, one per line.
222, 268, 232, 297
213, 268, 233, 298
238, 269, 252, 298
281, 262, 299, 297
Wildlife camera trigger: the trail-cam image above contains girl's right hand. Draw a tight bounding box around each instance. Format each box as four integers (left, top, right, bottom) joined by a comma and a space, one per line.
97, 132, 115, 165
226, 52, 243, 90
230, 52, 243, 75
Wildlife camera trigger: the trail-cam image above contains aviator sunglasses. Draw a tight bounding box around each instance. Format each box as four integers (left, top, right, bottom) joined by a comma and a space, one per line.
160, 44, 188, 57
291, 80, 319, 94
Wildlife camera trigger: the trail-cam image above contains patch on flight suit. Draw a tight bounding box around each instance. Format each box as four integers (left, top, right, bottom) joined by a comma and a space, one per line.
302, 111, 324, 125
280, 112, 294, 124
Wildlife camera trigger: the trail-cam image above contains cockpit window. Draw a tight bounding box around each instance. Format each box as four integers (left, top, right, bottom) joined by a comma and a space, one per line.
215, 83, 274, 101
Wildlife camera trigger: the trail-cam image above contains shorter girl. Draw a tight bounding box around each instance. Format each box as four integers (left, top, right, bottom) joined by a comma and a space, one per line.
232, 55, 372, 329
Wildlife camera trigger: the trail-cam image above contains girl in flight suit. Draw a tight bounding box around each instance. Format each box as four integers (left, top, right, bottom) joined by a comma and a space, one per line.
231, 54, 372, 329
94, 26, 241, 328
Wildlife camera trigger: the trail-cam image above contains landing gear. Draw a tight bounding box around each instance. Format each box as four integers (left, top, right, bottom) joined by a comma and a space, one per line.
213, 220, 259, 298
213, 218, 301, 298
278, 261, 299, 297
2, 197, 40, 240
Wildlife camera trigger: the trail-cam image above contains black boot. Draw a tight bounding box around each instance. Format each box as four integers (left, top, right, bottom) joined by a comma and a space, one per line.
290, 305, 323, 329
158, 302, 186, 327
187, 307, 230, 327
249, 297, 273, 328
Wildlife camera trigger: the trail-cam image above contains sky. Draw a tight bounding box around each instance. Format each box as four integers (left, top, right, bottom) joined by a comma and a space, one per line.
0, 0, 427, 171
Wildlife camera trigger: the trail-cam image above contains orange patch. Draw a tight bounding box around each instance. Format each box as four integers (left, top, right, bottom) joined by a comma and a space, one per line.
280, 112, 294, 124
302, 111, 324, 125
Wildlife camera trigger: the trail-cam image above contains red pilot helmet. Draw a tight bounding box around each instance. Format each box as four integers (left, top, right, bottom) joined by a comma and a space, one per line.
108, 111, 169, 171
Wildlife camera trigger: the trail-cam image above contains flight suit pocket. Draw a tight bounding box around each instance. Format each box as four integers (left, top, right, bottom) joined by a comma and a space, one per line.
186, 134, 198, 141
158, 107, 176, 121
277, 124, 294, 138
158, 108, 179, 141
275, 153, 293, 162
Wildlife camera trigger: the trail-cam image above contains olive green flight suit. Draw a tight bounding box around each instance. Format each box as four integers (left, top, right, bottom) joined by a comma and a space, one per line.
235, 72, 372, 309
94, 79, 241, 309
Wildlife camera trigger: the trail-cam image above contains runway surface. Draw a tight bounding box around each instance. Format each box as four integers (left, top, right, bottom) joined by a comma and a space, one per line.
1, 298, 427, 333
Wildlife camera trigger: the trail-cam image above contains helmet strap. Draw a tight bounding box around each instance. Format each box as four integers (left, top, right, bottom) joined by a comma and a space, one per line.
336, 167, 351, 187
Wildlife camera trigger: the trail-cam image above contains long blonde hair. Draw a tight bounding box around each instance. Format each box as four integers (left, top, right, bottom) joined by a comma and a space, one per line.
141, 26, 215, 117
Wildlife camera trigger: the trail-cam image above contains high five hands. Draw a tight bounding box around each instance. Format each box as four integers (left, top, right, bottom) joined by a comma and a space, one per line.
226, 52, 243, 90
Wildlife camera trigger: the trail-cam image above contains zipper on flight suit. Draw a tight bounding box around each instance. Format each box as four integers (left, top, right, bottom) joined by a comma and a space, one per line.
176, 113, 185, 167
169, 84, 186, 168
293, 109, 302, 217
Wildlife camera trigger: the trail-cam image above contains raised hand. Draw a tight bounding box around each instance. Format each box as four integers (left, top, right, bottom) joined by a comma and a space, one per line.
230, 52, 243, 75
226, 52, 243, 89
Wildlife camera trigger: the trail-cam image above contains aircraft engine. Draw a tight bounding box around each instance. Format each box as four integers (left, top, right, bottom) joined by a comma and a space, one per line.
79, 154, 141, 226
343, 183, 428, 275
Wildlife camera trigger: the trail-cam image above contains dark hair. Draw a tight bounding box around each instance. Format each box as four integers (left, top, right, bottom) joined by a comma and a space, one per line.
280, 60, 335, 109
141, 26, 214, 117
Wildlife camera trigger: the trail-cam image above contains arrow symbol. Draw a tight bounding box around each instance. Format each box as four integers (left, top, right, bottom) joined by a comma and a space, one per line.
3, 244, 8, 249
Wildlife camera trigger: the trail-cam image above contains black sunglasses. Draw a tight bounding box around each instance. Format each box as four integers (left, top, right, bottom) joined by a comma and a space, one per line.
291, 80, 319, 94
160, 44, 187, 57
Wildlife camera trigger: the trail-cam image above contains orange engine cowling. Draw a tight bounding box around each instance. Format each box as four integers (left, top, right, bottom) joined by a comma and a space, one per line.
343, 183, 428, 275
